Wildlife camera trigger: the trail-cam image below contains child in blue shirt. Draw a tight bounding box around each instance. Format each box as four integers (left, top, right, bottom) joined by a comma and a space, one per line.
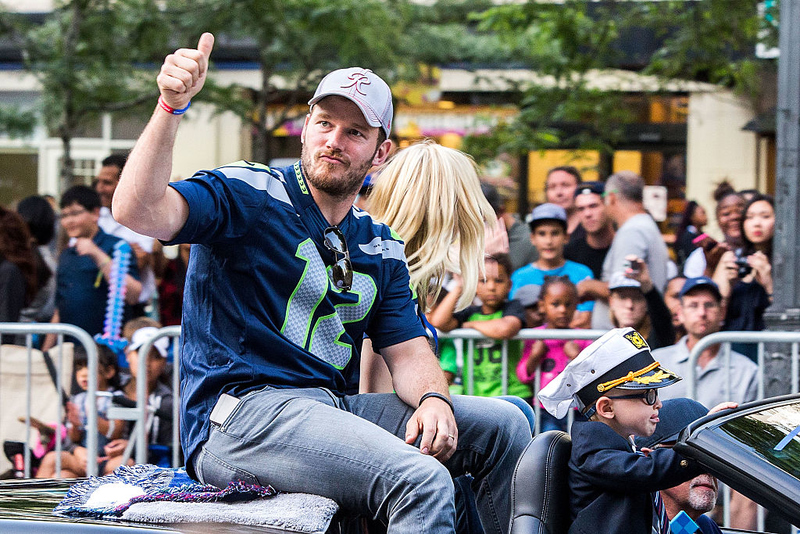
510, 203, 594, 328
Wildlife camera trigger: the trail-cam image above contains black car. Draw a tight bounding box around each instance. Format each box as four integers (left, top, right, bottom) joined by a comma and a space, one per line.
509, 394, 800, 534
675, 393, 800, 530
4, 395, 800, 533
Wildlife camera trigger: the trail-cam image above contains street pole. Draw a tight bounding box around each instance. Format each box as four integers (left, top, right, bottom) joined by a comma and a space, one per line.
764, 0, 800, 397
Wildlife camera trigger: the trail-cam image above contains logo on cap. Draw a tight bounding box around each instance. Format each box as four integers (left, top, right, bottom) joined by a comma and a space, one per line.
632, 369, 674, 386
624, 330, 648, 350
342, 72, 372, 95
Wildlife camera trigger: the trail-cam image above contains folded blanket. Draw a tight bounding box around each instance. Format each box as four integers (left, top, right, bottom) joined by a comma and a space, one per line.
123, 492, 340, 533
55, 464, 339, 534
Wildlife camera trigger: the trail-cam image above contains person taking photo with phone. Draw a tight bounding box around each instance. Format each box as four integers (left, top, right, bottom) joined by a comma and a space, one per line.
712, 194, 774, 363
683, 182, 745, 278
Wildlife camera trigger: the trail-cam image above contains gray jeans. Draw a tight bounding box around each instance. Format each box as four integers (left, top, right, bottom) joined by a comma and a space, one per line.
193, 387, 531, 533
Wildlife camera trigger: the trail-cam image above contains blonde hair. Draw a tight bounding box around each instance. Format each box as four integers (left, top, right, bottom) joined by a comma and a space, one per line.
368, 139, 496, 311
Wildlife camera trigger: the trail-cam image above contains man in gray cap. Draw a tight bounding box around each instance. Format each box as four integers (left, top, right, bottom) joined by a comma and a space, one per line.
113, 33, 530, 533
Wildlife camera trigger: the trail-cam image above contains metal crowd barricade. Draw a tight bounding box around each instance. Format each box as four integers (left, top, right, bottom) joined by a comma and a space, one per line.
109, 325, 182, 468
685, 330, 800, 532
686, 330, 800, 400
0, 323, 98, 477
437, 328, 606, 434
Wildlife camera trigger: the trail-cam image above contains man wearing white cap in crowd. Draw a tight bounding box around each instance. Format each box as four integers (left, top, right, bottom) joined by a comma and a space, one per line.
539, 327, 704, 534
607, 264, 675, 350
112, 33, 530, 533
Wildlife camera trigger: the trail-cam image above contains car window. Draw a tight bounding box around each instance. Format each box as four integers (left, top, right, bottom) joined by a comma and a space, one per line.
719, 402, 800, 479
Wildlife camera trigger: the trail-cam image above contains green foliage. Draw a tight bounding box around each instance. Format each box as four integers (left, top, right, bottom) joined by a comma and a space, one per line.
637, 0, 774, 101
19, 0, 174, 135
461, 0, 776, 163
0, 106, 36, 138
463, 1, 631, 161
168, 0, 410, 161
0, 1, 187, 183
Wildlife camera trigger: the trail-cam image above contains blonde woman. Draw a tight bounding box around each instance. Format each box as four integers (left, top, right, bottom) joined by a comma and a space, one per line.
360, 139, 496, 392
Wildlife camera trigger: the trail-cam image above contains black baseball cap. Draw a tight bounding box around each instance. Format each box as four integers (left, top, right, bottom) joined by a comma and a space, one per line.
574, 181, 604, 198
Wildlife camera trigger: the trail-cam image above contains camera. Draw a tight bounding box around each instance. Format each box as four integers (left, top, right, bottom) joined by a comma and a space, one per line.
734, 255, 752, 278
623, 259, 643, 273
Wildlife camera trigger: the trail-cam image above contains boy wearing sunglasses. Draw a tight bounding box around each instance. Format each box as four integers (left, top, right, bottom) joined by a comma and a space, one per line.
539, 327, 706, 534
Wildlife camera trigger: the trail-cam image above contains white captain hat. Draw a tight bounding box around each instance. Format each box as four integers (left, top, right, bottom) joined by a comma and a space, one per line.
538, 327, 680, 419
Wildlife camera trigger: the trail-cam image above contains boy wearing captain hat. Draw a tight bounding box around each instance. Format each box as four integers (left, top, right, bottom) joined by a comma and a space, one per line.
539, 327, 705, 534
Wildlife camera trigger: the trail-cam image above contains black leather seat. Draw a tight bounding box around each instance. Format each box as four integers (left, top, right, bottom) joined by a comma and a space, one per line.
509, 430, 572, 534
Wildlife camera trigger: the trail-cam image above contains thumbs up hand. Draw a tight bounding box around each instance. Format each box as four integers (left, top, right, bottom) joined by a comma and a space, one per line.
156, 32, 215, 110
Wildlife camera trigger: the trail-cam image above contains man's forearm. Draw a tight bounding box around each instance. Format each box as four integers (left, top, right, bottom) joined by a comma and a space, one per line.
114, 34, 213, 240
382, 337, 450, 408
394, 355, 450, 408
113, 109, 186, 241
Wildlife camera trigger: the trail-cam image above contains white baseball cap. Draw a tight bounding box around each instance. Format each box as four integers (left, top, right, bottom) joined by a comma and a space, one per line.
308, 68, 393, 139
128, 326, 169, 358
608, 271, 643, 292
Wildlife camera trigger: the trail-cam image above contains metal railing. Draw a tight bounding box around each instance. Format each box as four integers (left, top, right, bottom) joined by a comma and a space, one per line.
684, 330, 800, 531
686, 330, 800, 400
0, 324, 98, 476
438, 328, 607, 434
128, 325, 181, 467
0, 323, 183, 478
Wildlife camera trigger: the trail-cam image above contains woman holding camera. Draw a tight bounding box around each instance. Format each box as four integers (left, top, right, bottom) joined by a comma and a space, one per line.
714, 194, 774, 361
683, 182, 745, 278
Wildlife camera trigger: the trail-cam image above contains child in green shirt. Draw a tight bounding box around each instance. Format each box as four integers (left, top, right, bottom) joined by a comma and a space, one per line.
430, 253, 531, 400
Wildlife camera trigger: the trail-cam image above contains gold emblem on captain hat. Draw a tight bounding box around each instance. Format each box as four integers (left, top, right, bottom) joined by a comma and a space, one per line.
624, 330, 648, 350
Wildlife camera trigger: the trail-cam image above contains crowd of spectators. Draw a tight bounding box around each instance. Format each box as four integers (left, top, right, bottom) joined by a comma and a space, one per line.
425, 167, 774, 531
1, 153, 185, 482
0, 148, 779, 530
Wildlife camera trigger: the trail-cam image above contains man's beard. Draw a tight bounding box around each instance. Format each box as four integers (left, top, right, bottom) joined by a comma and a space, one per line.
301, 145, 374, 200
687, 475, 717, 513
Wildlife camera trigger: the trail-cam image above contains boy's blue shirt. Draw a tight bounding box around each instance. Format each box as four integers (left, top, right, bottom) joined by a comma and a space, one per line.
510, 260, 594, 312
